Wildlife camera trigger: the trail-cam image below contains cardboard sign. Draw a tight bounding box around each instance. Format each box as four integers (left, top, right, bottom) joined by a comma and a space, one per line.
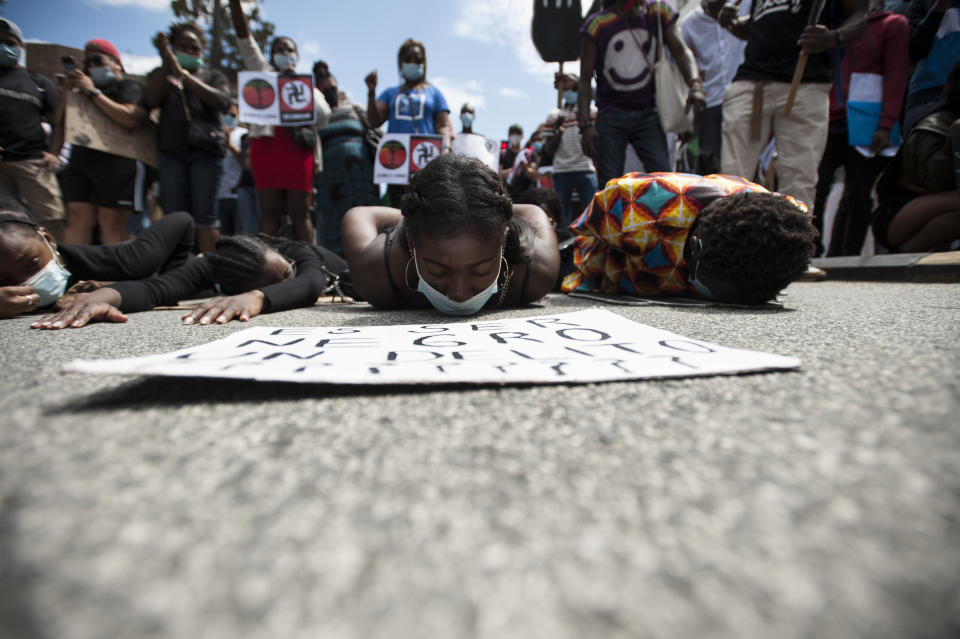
373, 133, 444, 185
66, 309, 801, 385
450, 133, 500, 172
238, 71, 315, 126
64, 90, 159, 167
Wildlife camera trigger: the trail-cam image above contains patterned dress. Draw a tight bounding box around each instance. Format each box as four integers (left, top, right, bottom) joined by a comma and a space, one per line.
561, 172, 805, 297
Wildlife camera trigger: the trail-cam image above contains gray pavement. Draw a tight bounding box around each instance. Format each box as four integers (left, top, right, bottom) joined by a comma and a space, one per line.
1, 281, 959, 639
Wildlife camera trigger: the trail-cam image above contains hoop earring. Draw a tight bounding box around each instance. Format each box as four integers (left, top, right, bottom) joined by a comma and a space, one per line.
404, 255, 417, 290
496, 255, 512, 307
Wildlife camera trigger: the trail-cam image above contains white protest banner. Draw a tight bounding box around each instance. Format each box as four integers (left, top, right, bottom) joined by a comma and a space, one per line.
238, 71, 315, 126
64, 91, 159, 167
451, 133, 499, 172
373, 133, 443, 185
66, 309, 800, 386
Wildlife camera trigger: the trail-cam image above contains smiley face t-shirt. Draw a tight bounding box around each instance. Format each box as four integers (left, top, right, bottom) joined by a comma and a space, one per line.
581, 3, 677, 112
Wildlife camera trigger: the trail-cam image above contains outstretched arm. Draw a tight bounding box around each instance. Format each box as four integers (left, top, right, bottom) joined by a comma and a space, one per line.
342, 206, 405, 308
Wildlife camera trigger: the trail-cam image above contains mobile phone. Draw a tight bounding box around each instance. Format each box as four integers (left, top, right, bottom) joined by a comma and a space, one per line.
61, 55, 76, 71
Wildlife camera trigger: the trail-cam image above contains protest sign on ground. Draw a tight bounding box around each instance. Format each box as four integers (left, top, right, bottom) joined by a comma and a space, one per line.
66, 309, 800, 385
238, 71, 315, 126
64, 90, 159, 167
373, 133, 443, 184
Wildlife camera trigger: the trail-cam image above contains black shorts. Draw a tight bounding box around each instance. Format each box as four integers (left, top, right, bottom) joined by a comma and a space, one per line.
59, 146, 138, 209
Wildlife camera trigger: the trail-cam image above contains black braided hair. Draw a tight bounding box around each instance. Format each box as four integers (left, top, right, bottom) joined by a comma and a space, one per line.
695, 192, 816, 304
205, 234, 270, 295
400, 154, 534, 265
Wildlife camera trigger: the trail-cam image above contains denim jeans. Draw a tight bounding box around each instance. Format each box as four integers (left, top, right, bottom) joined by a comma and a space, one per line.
552, 170, 599, 227
595, 106, 670, 187
158, 149, 223, 228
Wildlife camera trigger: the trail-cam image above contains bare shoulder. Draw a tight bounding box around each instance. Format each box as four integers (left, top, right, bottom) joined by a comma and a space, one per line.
342, 206, 404, 309
510, 204, 560, 305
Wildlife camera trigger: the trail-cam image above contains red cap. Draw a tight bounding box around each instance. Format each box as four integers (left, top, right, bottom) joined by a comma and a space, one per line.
85, 39, 124, 71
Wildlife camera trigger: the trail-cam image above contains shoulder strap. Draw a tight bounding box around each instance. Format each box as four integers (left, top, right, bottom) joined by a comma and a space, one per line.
615, 6, 657, 69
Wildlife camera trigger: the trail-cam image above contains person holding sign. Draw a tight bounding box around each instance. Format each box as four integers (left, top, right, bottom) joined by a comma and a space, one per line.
342, 153, 559, 316
561, 172, 817, 304
229, 0, 330, 244
59, 39, 148, 246
364, 38, 452, 204
143, 22, 231, 254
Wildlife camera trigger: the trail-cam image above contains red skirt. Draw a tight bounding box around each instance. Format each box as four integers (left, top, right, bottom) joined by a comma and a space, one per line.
250, 127, 314, 192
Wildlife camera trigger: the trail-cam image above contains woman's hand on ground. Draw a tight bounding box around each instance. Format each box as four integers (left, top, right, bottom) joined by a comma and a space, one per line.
182, 290, 265, 325
31, 293, 128, 329
0, 286, 38, 318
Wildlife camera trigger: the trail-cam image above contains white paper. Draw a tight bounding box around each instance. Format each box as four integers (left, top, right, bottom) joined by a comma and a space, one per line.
65, 309, 801, 386
450, 133, 499, 171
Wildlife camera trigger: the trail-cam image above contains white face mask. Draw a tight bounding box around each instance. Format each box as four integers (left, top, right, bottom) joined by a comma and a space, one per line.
509, 134, 522, 147
413, 247, 501, 316
272, 52, 297, 70
22, 235, 71, 307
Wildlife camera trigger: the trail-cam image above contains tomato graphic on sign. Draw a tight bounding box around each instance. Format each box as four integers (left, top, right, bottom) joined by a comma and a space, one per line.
242, 78, 275, 109
379, 140, 407, 169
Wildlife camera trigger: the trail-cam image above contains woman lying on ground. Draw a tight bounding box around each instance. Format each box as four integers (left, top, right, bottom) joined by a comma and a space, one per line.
0, 195, 194, 319
342, 153, 560, 315
31, 231, 346, 329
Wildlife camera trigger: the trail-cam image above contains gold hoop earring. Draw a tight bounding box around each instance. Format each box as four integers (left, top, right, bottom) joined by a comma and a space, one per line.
496, 255, 512, 307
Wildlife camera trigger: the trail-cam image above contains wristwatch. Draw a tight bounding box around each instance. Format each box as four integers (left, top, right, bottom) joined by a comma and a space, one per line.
87, 88, 103, 98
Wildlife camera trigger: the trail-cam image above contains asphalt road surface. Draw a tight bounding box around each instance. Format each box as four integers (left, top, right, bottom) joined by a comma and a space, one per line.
1, 281, 958, 639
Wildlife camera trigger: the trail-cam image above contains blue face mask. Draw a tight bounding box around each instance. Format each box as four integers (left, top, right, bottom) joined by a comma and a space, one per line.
0, 43, 20, 67
22, 235, 71, 307
460, 112, 474, 128
89, 66, 116, 87
562, 90, 578, 105
413, 248, 501, 316
533, 141, 544, 153
401, 63, 424, 82
220, 113, 237, 128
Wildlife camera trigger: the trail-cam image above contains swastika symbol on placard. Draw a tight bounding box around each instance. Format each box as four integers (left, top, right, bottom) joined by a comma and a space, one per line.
281, 80, 311, 110
412, 142, 438, 169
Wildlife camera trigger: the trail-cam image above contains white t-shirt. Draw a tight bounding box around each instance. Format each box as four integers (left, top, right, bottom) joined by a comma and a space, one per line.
216, 126, 247, 199
680, 2, 751, 107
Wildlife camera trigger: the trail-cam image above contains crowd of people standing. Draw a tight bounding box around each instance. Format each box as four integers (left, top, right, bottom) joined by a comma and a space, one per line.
0, 0, 958, 323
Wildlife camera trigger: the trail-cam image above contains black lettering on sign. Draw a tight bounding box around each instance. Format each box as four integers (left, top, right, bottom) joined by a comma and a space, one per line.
407, 325, 450, 334
237, 338, 305, 348
488, 331, 544, 345
313, 338, 378, 348
269, 328, 313, 336
177, 350, 257, 361
386, 351, 443, 362
413, 334, 467, 347
658, 340, 716, 353
580, 342, 645, 355
327, 328, 362, 334
470, 322, 506, 332
294, 363, 335, 373
555, 328, 610, 341
526, 317, 581, 329
450, 350, 497, 361
550, 362, 572, 376
262, 350, 327, 360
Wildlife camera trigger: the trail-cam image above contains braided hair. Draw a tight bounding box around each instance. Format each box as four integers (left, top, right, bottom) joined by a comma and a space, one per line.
205, 234, 270, 295
400, 154, 534, 265
695, 192, 816, 304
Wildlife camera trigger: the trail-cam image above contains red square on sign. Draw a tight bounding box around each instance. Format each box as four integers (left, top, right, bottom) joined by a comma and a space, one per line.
408, 137, 443, 174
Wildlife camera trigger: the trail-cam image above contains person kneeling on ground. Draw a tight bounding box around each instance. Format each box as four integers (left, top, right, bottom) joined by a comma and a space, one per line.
342, 153, 560, 316
0, 195, 194, 319
31, 232, 346, 329
562, 173, 816, 304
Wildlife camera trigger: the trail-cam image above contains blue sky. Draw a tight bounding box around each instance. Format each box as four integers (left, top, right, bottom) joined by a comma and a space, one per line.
4, 0, 599, 142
